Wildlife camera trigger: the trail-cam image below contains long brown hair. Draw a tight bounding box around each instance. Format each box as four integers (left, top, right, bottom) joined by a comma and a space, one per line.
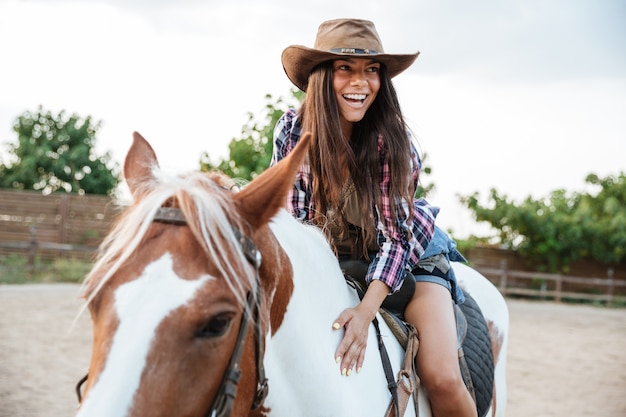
299, 61, 415, 250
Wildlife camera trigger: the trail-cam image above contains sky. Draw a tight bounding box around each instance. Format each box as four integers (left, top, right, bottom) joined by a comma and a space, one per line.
0, 0, 625, 238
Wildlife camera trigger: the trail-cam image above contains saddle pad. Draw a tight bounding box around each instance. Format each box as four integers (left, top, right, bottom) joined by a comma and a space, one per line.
457, 291, 495, 417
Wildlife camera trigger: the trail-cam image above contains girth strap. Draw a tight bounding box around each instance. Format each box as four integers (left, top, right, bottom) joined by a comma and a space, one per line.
372, 316, 401, 417
385, 323, 419, 417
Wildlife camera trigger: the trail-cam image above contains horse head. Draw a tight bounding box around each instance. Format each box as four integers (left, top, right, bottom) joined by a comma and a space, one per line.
76, 131, 310, 417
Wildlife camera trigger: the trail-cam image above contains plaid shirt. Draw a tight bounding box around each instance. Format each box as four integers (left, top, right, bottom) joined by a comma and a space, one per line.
271, 109, 438, 293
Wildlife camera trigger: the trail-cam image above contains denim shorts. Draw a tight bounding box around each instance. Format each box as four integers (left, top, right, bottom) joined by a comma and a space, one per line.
412, 271, 453, 293
412, 254, 464, 305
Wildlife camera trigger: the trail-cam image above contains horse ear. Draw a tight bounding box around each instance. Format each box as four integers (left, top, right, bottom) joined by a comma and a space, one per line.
234, 133, 311, 229
124, 131, 159, 197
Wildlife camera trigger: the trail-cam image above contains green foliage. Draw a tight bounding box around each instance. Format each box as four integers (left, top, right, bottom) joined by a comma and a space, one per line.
459, 172, 626, 271
200, 89, 304, 181
0, 255, 29, 284
0, 106, 119, 195
454, 235, 492, 256
0, 255, 91, 284
415, 152, 434, 199
48, 258, 92, 282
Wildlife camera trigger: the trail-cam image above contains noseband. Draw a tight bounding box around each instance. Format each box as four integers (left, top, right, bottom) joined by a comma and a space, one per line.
76, 206, 269, 416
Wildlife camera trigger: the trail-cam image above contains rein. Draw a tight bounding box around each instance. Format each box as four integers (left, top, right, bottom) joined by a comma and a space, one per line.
75, 207, 269, 416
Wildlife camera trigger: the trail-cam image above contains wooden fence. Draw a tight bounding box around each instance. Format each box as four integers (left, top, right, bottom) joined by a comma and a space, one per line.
476, 260, 626, 304
0, 189, 121, 262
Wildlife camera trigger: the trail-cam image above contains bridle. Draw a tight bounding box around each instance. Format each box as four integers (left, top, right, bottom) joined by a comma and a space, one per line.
76, 206, 269, 417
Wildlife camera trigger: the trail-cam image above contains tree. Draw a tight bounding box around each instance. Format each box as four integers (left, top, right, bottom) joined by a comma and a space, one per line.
415, 152, 434, 199
459, 172, 626, 271
0, 107, 119, 195
200, 90, 304, 181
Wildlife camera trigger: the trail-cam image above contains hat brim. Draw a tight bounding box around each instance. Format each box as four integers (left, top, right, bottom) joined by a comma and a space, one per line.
282, 45, 419, 92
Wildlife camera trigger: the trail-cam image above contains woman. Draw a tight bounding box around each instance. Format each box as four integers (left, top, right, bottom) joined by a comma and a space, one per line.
271, 18, 476, 417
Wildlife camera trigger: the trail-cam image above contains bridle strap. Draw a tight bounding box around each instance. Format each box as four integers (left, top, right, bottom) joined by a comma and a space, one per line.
230, 227, 269, 410
208, 228, 268, 417
209, 289, 258, 417
153, 206, 187, 225
233, 224, 269, 410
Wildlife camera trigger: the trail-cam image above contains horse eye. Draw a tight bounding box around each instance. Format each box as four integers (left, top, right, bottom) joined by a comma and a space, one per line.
197, 312, 235, 338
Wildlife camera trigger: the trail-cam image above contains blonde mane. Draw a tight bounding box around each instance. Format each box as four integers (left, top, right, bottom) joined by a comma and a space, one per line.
81, 166, 255, 309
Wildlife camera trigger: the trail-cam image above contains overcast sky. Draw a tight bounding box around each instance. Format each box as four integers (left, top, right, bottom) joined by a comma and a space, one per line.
1, 0, 624, 238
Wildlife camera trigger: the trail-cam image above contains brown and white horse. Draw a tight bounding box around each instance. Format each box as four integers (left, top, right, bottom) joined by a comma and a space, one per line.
75, 132, 508, 417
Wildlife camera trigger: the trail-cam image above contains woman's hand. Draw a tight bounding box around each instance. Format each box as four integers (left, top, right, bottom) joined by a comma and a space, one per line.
332, 305, 371, 375
332, 279, 390, 375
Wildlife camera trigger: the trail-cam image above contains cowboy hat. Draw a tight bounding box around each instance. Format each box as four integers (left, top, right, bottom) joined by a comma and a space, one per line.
281, 18, 419, 92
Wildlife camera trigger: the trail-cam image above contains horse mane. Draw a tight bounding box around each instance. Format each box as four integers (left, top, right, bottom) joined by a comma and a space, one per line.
80, 165, 255, 310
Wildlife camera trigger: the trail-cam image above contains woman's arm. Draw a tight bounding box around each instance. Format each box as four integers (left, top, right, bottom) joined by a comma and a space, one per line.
366, 136, 438, 293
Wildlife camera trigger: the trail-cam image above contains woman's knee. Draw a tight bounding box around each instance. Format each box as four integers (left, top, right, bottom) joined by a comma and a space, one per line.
420, 362, 465, 397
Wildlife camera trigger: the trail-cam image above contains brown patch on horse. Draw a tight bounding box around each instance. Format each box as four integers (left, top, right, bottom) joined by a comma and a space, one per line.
255, 225, 294, 335
487, 320, 505, 416
124, 131, 159, 197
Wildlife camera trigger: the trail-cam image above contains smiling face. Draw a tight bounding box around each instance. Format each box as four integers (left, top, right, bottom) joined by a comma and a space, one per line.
332, 58, 381, 137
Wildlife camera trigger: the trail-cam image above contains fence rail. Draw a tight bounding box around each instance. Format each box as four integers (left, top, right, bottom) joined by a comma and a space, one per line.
477, 260, 626, 304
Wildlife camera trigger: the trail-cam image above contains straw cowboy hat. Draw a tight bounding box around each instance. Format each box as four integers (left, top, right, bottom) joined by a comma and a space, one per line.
281, 18, 419, 92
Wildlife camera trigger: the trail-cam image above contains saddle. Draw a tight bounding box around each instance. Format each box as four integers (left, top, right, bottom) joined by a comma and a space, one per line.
380, 293, 495, 417
341, 260, 494, 417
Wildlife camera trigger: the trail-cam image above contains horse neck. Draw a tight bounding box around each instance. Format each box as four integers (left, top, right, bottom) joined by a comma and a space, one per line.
268, 211, 359, 332
254, 222, 294, 336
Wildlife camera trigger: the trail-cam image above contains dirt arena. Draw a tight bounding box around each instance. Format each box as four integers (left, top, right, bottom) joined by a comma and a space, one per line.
1, 284, 625, 417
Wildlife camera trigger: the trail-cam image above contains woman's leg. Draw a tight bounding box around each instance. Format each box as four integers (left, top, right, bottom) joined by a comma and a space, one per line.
404, 282, 477, 417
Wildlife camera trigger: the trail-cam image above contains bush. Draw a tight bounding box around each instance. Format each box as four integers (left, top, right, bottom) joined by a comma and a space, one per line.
0, 255, 91, 284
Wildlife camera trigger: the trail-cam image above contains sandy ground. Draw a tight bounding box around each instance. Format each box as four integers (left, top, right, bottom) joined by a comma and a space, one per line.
1, 284, 625, 417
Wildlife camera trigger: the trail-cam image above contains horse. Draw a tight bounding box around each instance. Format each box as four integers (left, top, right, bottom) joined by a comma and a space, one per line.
75, 131, 508, 417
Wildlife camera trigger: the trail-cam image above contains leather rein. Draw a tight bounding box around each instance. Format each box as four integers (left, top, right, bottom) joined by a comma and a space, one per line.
75, 207, 269, 417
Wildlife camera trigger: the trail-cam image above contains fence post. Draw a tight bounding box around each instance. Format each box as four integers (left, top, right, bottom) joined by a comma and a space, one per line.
28, 224, 37, 278
607, 267, 615, 305
58, 193, 69, 259
555, 274, 562, 302
498, 259, 508, 295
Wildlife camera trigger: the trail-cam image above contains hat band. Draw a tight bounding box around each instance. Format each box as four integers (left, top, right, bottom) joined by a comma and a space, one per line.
329, 48, 380, 55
